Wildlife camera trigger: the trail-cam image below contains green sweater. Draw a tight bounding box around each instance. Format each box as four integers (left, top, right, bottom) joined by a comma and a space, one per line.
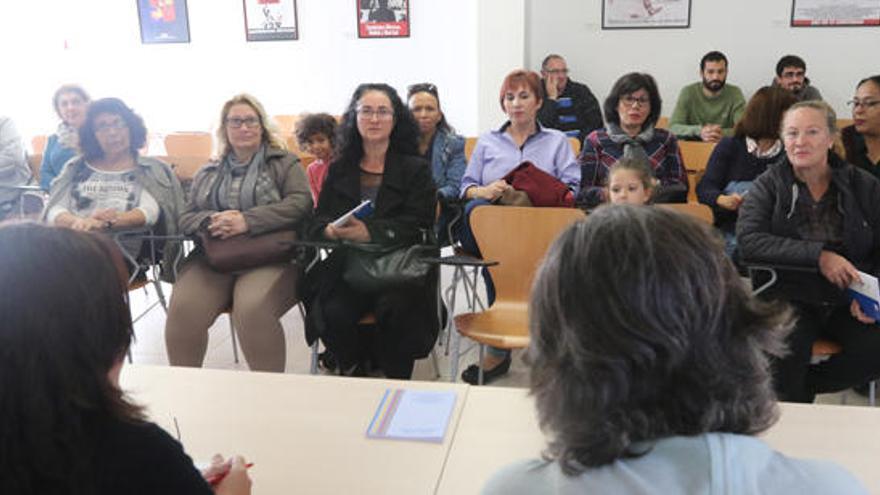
669, 82, 745, 138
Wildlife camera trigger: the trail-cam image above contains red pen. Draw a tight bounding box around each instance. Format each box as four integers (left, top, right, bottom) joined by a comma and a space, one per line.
205, 462, 254, 486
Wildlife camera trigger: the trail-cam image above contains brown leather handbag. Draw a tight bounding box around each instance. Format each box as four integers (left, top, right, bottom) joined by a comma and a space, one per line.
198, 229, 297, 272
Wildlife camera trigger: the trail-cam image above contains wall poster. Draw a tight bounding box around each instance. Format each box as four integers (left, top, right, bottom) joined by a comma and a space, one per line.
602, 0, 691, 29
243, 0, 299, 41
358, 0, 410, 38
137, 0, 191, 43
791, 0, 880, 27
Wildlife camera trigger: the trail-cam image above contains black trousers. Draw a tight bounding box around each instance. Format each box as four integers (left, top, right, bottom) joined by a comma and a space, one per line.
774, 302, 880, 403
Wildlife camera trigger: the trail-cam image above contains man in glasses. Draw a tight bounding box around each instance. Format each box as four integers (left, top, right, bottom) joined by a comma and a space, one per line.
772, 55, 823, 102
669, 51, 745, 143
537, 54, 603, 144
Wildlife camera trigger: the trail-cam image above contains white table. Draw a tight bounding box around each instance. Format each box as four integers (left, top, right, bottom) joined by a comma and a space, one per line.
121, 365, 468, 495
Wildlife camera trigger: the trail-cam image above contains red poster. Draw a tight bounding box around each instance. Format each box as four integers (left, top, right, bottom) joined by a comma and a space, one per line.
357, 0, 409, 38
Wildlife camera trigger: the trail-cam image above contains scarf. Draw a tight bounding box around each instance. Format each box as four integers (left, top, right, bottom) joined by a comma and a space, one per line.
606, 123, 655, 163
56, 122, 79, 150
210, 144, 280, 211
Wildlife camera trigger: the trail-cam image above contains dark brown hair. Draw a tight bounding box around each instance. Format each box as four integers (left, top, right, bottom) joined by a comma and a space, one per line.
528, 205, 792, 473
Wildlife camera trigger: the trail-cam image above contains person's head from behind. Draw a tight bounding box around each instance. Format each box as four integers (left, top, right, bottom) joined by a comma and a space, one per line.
407, 83, 451, 137
528, 205, 792, 472
337, 83, 419, 164
295, 113, 337, 163
603, 72, 662, 134
0, 223, 140, 491
78, 97, 147, 162
700, 50, 729, 94
53, 84, 90, 129
607, 158, 653, 205
734, 86, 798, 141
775, 55, 808, 93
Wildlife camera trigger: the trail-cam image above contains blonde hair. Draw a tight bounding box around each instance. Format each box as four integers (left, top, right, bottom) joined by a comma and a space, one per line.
215, 93, 286, 157
783, 99, 837, 135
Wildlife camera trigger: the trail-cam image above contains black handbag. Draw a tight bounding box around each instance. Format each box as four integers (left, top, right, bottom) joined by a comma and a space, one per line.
342, 242, 438, 293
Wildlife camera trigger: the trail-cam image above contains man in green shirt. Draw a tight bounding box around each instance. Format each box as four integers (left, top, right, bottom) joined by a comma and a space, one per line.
669, 51, 745, 142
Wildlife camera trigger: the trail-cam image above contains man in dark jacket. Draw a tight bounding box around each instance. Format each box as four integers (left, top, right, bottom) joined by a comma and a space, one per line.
537, 54, 603, 144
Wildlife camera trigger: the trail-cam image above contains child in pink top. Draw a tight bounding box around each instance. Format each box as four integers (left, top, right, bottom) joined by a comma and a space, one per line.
295, 113, 338, 205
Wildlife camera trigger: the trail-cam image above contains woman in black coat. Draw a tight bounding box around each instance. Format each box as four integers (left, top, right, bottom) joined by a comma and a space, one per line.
302, 83, 439, 379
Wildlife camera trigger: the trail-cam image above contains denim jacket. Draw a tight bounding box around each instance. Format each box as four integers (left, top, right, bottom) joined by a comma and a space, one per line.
431, 128, 466, 200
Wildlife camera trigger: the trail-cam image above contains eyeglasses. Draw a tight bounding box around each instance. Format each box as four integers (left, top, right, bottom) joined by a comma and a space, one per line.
847, 99, 880, 110
357, 107, 394, 120
407, 83, 438, 99
94, 120, 128, 133
225, 117, 261, 129
544, 68, 569, 75
620, 96, 650, 108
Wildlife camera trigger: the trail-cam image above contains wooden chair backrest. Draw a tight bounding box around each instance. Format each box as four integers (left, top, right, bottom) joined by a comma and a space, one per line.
659, 202, 714, 225
464, 137, 478, 162
568, 137, 581, 156
655, 116, 669, 130
27, 154, 42, 181
31, 135, 48, 155
837, 118, 854, 130
471, 206, 585, 304
155, 155, 212, 182
679, 141, 715, 203
164, 132, 213, 157
273, 114, 300, 136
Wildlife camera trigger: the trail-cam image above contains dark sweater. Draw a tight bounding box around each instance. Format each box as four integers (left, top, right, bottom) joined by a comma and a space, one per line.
537, 79, 603, 143
696, 136, 783, 233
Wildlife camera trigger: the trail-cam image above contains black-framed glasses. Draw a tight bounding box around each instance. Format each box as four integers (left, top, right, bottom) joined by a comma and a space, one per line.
225, 117, 261, 129
847, 99, 880, 110
544, 68, 569, 75
407, 83, 438, 99
620, 95, 650, 108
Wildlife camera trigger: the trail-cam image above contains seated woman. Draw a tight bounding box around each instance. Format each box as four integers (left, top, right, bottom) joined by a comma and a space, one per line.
44, 97, 183, 268
39, 84, 90, 191
407, 82, 466, 243
577, 72, 687, 208
484, 205, 867, 494
0, 115, 31, 221
303, 83, 438, 380
294, 112, 337, 204
165, 94, 312, 373
737, 100, 880, 403
457, 69, 579, 384
697, 86, 796, 257
0, 223, 251, 494
842, 75, 880, 179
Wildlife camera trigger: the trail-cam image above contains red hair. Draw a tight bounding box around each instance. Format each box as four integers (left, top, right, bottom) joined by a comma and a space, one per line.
498, 70, 543, 111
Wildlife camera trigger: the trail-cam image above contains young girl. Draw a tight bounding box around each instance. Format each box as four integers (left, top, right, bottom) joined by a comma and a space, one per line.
607, 157, 654, 205
295, 113, 338, 204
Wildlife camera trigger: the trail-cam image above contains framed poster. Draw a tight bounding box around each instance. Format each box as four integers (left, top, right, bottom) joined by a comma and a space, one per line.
137, 0, 191, 44
602, 0, 691, 29
358, 0, 410, 38
791, 0, 880, 27
243, 0, 299, 41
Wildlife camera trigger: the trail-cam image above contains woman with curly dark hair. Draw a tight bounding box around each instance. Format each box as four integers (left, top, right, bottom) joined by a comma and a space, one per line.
44, 97, 184, 263
302, 83, 439, 379
0, 223, 251, 494
484, 205, 866, 493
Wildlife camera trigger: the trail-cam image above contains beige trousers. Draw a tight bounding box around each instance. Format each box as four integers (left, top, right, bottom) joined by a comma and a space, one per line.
164, 257, 298, 372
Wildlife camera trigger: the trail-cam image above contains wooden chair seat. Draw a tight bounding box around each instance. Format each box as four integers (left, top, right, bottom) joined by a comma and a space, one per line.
453, 302, 529, 349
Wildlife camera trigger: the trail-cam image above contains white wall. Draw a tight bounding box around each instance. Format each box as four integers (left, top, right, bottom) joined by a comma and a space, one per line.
525, 0, 880, 121
2, 0, 482, 146
477, 0, 527, 132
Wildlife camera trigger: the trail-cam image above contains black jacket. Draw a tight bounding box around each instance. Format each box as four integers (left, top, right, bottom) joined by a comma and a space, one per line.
737, 153, 880, 303
537, 79, 603, 143
301, 151, 440, 361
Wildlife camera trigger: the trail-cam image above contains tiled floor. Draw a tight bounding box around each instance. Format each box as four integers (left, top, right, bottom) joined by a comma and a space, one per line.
127, 257, 873, 406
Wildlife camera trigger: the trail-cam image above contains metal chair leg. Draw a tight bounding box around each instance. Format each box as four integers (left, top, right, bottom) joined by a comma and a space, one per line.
870, 381, 876, 407
430, 348, 441, 380
310, 340, 319, 374
477, 344, 486, 385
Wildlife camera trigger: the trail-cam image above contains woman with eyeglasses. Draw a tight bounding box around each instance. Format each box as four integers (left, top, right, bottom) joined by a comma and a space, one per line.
577, 72, 688, 209
842, 75, 880, 180
164, 93, 312, 373
407, 82, 466, 243
39, 84, 90, 191
738, 100, 880, 403
45, 97, 184, 262
301, 83, 439, 379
